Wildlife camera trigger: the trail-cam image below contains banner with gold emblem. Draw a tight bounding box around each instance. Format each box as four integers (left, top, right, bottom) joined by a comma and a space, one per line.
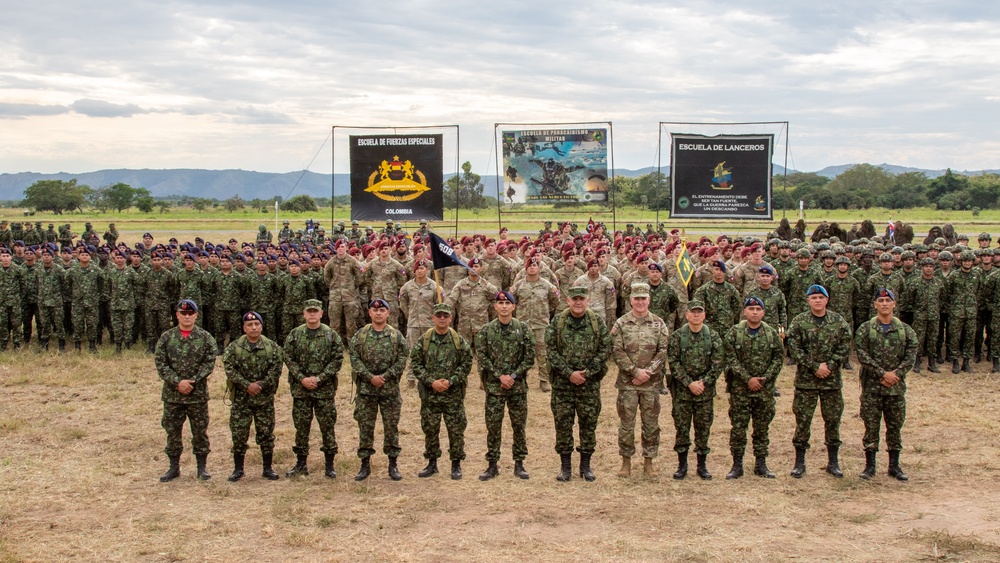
350, 134, 444, 221
670, 133, 773, 219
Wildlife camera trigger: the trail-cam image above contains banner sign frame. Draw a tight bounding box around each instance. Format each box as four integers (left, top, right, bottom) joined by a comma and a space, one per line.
669, 133, 774, 219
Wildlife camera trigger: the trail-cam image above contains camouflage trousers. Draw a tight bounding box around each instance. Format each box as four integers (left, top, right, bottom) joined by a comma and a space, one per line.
728, 391, 776, 457
212, 309, 241, 348
99, 301, 111, 342
280, 311, 304, 345
328, 297, 361, 341
911, 316, 940, 359
145, 308, 173, 343
291, 397, 338, 456
792, 388, 843, 450
948, 315, 976, 360
975, 309, 992, 360
671, 396, 714, 455
405, 327, 433, 382
162, 401, 210, 457
936, 313, 948, 359
110, 308, 133, 345
21, 302, 37, 342
354, 393, 402, 458
420, 397, 467, 461
37, 304, 65, 341
551, 387, 601, 455
616, 389, 661, 458
63, 301, 73, 337
485, 392, 528, 462
531, 328, 550, 383
229, 400, 276, 456
860, 392, 906, 452
0, 302, 22, 348
72, 304, 99, 343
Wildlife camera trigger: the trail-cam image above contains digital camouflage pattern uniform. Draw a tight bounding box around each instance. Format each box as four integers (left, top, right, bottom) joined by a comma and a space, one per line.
447, 276, 498, 348
610, 311, 669, 459
945, 267, 981, 360
144, 267, 176, 345
666, 324, 724, 455
574, 273, 617, 328
545, 310, 612, 454
284, 322, 344, 457
104, 265, 139, 345
349, 323, 409, 459
36, 262, 66, 343
511, 277, 560, 384
212, 271, 246, 348
0, 262, 24, 349
67, 263, 103, 345
787, 310, 852, 451
783, 265, 823, 320
475, 317, 536, 463
366, 258, 407, 327
647, 280, 680, 330
723, 321, 784, 457
155, 325, 218, 457
223, 334, 283, 456
248, 271, 279, 341
854, 316, 916, 452
174, 268, 205, 327
826, 274, 861, 328
693, 281, 742, 336
278, 273, 314, 344
903, 272, 944, 361
744, 284, 787, 331
323, 254, 365, 339
411, 328, 473, 461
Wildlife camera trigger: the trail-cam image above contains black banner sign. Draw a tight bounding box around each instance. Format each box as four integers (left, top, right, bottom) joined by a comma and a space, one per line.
670, 134, 773, 219
350, 134, 444, 222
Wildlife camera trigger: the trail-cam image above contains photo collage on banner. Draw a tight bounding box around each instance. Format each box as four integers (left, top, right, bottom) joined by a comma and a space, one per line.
670, 133, 773, 219
501, 128, 609, 204
349, 134, 444, 222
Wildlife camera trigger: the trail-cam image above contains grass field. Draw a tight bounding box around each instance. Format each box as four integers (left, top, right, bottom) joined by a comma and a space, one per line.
2, 345, 1000, 561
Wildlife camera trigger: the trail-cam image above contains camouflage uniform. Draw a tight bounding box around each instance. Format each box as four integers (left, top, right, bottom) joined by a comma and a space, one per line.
278, 273, 314, 344
104, 265, 139, 346
350, 323, 409, 459
475, 317, 535, 463
411, 328, 473, 461
211, 271, 246, 349
783, 266, 823, 320
37, 262, 66, 342
545, 310, 612, 454
154, 325, 218, 457
611, 311, 669, 459
447, 276, 498, 348
647, 280, 680, 329
723, 321, 784, 457
854, 317, 916, 452
903, 274, 944, 361
247, 271, 279, 341
67, 264, 103, 345
666, 324, 724, 455
174, 268, 205, 327
365, 258, 407, 327
826, 273, 861, 328
144, 267, 176, 346
323, 254, 365, 339
787, 311, 852, 451
479, 255, 512, 291
20, 261, 39, 344
511, 277, 560, 385
399, 277, 442, 380
554, 264, 586, 312
284, 322, 344, 457
692, 281, 742, 335
744, 285, 787, 331
223, 334, 283, 456
0, 263, 24, 349
574, 273, 617, 328
945, 268, 981, 361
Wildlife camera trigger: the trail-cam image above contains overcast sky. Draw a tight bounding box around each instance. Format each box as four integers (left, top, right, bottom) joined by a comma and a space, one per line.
1, 0, 998, 175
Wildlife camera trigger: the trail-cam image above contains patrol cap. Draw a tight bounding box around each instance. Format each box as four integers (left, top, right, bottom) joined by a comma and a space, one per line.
303, 299, 323, 311
176, 299, 199, 313
242, 311, 264, 324
806, 284, 829, 298
432, 302, 452, 315
567, 286, 589, 299
758, 265, 775, 276
369, 298, 390, 310
495, 291, 516, 304
874, 288, 895, 301
630, 283, 650, 298
687, 299, 705, 311
743, 296, 765, 309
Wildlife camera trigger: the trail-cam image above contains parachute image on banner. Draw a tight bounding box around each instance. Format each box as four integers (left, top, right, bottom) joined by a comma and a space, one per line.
670, 133, 773, 219
350, 134, 444, 222
501, 129, 608, 204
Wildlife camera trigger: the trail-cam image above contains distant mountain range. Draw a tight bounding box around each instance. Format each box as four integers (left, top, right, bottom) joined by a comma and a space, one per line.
0, 164, 996, 202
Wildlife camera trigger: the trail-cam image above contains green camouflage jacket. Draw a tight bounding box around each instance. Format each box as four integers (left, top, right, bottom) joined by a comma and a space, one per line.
283, 323, 344, 399
475, 318, 535, 396
223, 335, 283, 406
155, 326, 218, 404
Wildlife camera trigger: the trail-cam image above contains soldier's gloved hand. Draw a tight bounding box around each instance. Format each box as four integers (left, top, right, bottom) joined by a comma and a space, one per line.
371, 375, 385, 388
247, 382, 262, 396
177, 380, 194, 395
499, 374, 515, 389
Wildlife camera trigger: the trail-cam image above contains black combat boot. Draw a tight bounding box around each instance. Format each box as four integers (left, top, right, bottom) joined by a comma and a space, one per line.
843, 359, 853, 370
159, 455, 181, 482
696, 454, 712, 480
450, 459, 462, 480
124, 340, 131, 351
754, 456, 775, 478
261, 453, 279, 480
913, 356, 921, 374
74, 340, 82, 352
928, 356, 940, 373
388, 457, 402, 481
37, 338, 48, 353
195, 453, 211, 480
952, 359, 961, 374
859, 450, 877, 480
725, 453, 743, 480
579, 453, 596, 482
115, 342, 122, 354
88, 341, 98, 353
228, 453, 245, 482
790, 448, 806, 478
58, 339, 66, 353
993, 358, 1000, 374
555, 453, 572, 482
354, 457, 371, 481
962, 358, 972, 373
147, 339, 156, 354
513, 460, 529, 480
673, 452, 688, 480
825, 447, 843, 478
418, 458, 438, 478
324, 453, 337, 479
887, 450, 908, 481
479, 461, 499, 481
286, 454, 309, 477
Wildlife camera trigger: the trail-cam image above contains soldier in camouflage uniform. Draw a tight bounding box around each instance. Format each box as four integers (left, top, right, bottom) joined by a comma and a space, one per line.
278, 260, 314, 345
512, 256, 561, 392
174, 254, 205, 327
545, 286, 612, 482
447, 258, 498, 351
787, 285, 853, 479
67, 246, 103, 352
782, 249, 823, 328
211, 255, 246, 353
19, 247, 39, 346
645, 263, 679, 329
475, 291, 536, 480
349, 299, 409, 481
248, 259, 279, 341
827, 256, 862, 370
36, 247, 66, 351
903, 258, 944, 372
143, 253, 176, 352
283, 299, 344, 479
574, 258, 618, 328
0, 248, 24, 350
722, 297, 784, 479
222, 311, 283, 482
692, 261, 742, 336
399, 259, 443, 385
945, 250, 981, 373
610, 283, 669, 479
854, 289, 916, 481
666, 300, 724, 480
105, 249, 139, 352
324, 241, 365, 340
154, 300, 217, 482
411, 303, 473, 480
366, 243, 408, 328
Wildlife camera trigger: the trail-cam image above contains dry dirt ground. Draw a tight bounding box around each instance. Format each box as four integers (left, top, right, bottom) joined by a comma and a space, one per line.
2, 347, 1000, 562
